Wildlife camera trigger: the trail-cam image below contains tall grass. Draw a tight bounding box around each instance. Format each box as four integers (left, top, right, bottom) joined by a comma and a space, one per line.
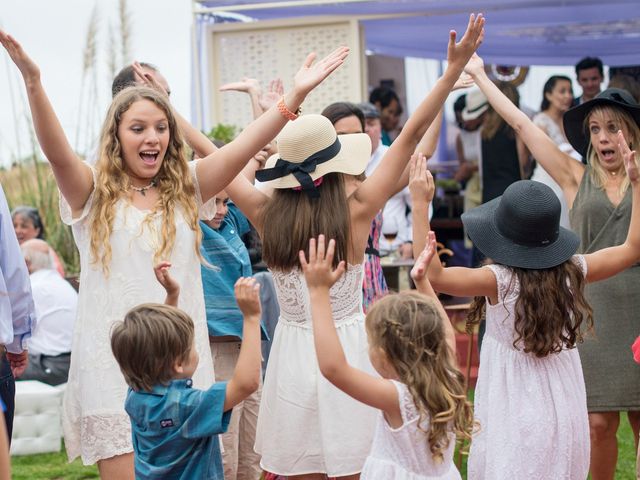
1, 158, 80, 275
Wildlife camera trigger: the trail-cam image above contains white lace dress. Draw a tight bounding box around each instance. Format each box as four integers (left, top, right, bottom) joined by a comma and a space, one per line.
468, 259, 590, 479
60, 163, 215, 465
361, 381, 460, 479
255, 263, 377, 476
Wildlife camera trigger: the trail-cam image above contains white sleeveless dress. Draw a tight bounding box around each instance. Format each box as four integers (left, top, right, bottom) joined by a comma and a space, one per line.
60, 162, 215, 465
361, 380, 461, 479
255, 263, 377, 476
468, 258, 590, 479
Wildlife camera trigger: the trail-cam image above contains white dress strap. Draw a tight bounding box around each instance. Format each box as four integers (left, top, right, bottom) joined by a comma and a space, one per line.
188, 160, 217, 221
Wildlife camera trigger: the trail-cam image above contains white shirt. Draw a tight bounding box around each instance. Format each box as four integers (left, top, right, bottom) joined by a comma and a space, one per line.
366, 144, 432, 254
29, 269, 77, 356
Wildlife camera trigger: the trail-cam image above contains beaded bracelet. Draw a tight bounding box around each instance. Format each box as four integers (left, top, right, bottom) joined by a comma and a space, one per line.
277, 96, 301, 121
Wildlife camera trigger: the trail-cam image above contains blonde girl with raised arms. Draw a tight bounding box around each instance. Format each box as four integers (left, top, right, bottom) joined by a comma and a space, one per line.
0, 29, 348, 480
224, 14, 484, 479
414, 124, 640, 478
300, 230, 474, 479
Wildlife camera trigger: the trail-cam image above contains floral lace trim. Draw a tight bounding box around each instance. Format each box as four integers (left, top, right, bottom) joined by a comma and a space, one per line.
63, 413, 133, 465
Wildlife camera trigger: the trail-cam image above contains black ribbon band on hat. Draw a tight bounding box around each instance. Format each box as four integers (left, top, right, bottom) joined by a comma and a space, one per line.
255, 138, 341, 199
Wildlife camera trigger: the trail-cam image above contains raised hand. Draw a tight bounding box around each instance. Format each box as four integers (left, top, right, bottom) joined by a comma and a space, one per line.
219, 77, 261, 95
132, 61, 169, 97
619, 130, 639, 183
447, 13, 485, 69
453, 71, 475, 91
0, 30, 40, 82
259, 78, 284, 112
154, 261, 180, 305
409, 152, 435, 203
411, 231, 438, 283
293, 46, 349, 97
300, 235, 346, 290
235, 277, 261, 318
463, 53, 485, 77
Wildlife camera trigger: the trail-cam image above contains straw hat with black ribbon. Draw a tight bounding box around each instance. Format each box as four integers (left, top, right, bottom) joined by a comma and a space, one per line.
255, 114, 371, 198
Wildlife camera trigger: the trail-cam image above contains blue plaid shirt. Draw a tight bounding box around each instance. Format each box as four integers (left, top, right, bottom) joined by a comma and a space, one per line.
200, 204, 268, 340
125, 379, 231, 480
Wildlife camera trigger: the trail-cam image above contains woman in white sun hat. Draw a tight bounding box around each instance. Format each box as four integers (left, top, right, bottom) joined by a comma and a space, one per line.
225, 14, 484, 479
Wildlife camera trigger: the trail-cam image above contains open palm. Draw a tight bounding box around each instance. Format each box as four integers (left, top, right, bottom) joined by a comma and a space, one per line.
447, 14, 485, 69
293, 46, 349, 96
0, 30, 40, 81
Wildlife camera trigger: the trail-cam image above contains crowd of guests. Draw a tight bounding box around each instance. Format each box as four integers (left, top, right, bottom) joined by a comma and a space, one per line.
1, 13, 640, 480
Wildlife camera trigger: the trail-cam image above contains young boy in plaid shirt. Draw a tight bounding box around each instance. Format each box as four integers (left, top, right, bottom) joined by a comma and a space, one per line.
111, 263, 262, 479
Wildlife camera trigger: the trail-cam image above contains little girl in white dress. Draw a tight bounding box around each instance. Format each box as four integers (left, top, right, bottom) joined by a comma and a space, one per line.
300, 231, 474, 479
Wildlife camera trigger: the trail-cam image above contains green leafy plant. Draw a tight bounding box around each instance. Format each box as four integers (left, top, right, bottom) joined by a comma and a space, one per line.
205, 123, 239, 145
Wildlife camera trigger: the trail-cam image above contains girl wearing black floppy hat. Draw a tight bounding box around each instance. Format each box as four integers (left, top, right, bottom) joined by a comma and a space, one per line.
408, 135, 640, 478
464, 52, 640, 479
223, 15, 485, 478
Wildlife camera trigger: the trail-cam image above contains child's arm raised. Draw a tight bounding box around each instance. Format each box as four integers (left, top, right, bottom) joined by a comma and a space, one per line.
584, 131, 640, 281
353, 15, 484, 218
411, 232, 457, 355
0, 31, 93, 213
223, 278, 262, 411
407, 152, 496, 299
153, 261, 180, 306
196, 47, 350, 204
464, 53, 584, 206
301, 236, 401, 424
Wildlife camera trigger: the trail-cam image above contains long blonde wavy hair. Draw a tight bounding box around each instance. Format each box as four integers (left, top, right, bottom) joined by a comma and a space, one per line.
366, 291, 475, 463
584, 105, 639, 197
89, 87, 202, 274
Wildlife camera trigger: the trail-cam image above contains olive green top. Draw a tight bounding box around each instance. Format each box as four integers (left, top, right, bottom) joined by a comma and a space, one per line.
569, 166, 640, 410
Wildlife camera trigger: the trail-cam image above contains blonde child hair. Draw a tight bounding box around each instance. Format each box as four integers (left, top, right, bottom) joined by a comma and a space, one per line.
365, 291, 474, 462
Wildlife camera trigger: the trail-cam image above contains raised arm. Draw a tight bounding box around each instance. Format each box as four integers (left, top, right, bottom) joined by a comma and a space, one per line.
354, 15, 484, 216
411, 232, 457, 354
465, 54, 584, 203
584, 131, 640, 281
0, 31, 93, 212
196, 47, 350, 203
153, 261, 180, 307
224, 278, 262, 411
301, 236, 401, 421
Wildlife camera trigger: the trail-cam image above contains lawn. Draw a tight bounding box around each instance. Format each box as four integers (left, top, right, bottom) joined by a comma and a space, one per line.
10, 415, 637, 479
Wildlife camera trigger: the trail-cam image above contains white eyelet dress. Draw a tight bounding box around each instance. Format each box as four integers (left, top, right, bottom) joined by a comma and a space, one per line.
255, 263, 377, 477
468, 257, 590, 479
361, 380, 461, 479
60, 163, 215, 465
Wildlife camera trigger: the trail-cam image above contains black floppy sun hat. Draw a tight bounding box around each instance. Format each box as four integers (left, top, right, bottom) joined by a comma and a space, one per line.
462, 180, 580, 269
563, 88, 640, 157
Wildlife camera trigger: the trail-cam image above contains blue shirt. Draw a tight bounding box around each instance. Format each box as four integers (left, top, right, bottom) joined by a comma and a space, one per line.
125, 379, 232, 480
200, 204, 268, 340
0, 186, 35, 353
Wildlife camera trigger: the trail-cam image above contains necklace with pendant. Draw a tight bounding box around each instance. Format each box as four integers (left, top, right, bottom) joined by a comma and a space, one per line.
130, 180, 156, 196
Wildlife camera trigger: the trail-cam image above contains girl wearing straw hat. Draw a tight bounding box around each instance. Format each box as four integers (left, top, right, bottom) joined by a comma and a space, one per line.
225, 15, 485, 478
411, 132, 640, 478
464, 52, 640, 479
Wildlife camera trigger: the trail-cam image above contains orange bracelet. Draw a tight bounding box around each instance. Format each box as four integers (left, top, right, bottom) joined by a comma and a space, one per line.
277, 96, 301, 121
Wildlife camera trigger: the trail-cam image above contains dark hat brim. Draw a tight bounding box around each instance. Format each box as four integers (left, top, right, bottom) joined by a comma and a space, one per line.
461, 197, 580, 270
564, 91, 640, 157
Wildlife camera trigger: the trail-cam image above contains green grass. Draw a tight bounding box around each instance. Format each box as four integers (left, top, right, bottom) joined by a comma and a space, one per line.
8, 415, 637, 479
12, 444, 98, 480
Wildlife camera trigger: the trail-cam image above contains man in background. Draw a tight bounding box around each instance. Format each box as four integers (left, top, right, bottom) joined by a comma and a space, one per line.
19, 239, 75, 386
574, 56, 604, 105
